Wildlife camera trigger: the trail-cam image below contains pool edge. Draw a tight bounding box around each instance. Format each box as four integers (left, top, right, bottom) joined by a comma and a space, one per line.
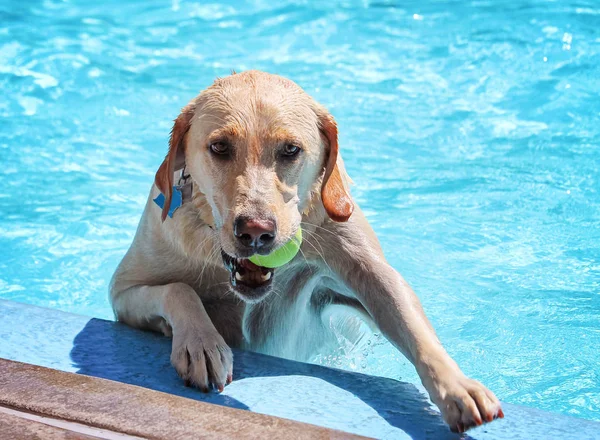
2, 299, 599, 440
0, 357, 368, 439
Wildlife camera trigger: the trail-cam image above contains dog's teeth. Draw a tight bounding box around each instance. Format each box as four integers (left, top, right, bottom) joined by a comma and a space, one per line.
235, 271, 243, 281
261, 272, 272, 281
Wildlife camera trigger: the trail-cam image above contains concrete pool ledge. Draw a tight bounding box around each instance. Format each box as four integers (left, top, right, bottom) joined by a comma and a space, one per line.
0, 359, 362, 439
0, 300, 598, 440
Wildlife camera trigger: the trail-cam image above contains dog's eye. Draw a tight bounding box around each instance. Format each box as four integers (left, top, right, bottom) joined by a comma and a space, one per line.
282, 144, 301, 157
209, 142, 229, 156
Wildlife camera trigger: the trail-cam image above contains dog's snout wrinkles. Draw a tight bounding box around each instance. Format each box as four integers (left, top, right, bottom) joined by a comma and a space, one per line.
234, 216, 276, 251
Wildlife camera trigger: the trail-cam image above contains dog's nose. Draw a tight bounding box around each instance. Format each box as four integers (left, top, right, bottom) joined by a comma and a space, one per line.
234, 216, 276, 251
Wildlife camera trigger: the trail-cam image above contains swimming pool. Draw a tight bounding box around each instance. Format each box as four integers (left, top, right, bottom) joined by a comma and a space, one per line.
1, 0, 598, 422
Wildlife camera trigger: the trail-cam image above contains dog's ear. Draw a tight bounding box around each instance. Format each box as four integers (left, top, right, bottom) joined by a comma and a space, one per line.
317, 109, 354, 222
155, 103, 195, 222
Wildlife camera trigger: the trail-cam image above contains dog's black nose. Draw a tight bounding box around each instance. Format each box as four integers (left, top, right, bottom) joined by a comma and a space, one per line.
234, 216, 276, 251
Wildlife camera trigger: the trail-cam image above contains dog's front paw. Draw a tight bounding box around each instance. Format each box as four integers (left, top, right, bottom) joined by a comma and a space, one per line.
427, 373, 504, 433
170, 325, 233, 392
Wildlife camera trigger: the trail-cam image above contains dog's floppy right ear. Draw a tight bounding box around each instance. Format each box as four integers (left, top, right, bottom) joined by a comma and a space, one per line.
155, 103, 195, 222
316, 108, 354, 222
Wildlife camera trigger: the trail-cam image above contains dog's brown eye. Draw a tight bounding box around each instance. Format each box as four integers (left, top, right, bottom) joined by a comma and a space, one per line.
282, 144, 301, 157
209, 142, 229, 156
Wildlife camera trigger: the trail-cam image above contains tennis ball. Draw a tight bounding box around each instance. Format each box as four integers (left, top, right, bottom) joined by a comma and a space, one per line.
249, 227, 302, 268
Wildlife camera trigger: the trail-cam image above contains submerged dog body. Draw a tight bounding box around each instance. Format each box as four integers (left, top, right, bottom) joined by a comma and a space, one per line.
111, 70, 503, 433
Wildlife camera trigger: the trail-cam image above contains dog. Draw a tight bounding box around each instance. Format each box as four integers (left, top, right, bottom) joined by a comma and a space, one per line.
110, 70, 503, 433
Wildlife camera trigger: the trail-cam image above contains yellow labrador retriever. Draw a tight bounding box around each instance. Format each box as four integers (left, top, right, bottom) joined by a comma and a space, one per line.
111, 70, 503, 433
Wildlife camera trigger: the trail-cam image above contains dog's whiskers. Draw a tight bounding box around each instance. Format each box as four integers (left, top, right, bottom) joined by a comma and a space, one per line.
300, 228, 334, 274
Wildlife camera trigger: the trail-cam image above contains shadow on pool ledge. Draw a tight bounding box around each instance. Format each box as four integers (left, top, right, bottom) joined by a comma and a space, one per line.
70, 318, 469, 440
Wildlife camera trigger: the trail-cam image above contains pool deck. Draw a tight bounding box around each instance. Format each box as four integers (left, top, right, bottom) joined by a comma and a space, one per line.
1, 299, 599, 439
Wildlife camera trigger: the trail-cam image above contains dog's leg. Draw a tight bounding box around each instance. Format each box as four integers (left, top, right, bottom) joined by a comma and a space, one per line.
312, 207, 503, 433
111, 283, 233, 392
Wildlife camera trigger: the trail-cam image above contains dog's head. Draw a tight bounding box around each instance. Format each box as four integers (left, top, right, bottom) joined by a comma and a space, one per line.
155, 71, 353, 301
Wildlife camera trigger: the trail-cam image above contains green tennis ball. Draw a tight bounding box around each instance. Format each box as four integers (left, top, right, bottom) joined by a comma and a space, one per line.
249, 227, 302, 268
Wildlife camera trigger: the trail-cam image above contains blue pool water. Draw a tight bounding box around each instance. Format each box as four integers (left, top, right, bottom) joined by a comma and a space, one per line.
1, 0, 598, 422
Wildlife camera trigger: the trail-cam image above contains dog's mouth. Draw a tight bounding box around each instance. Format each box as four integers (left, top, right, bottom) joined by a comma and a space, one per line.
221, 250, 274, 300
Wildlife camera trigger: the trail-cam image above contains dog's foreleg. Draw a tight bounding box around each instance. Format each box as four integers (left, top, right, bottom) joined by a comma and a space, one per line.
315, 207, 503, 432
110, 283, 233, 392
